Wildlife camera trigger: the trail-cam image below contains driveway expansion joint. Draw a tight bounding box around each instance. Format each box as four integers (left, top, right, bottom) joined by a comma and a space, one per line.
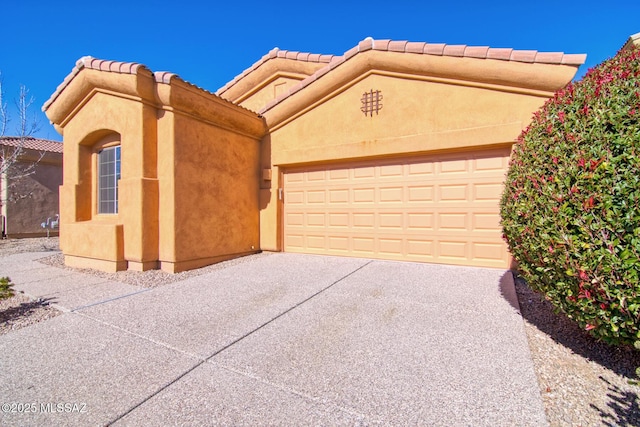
70, 288, 151, 312
210, 361, 370, 422
106, 260, 374, 425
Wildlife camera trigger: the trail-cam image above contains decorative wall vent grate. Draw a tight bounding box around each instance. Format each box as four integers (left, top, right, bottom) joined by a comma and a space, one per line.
361, 89, 383, 117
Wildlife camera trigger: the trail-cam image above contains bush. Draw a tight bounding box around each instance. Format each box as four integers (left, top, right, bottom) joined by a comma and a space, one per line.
500, 44, 640, 346
0, 276, 15, 300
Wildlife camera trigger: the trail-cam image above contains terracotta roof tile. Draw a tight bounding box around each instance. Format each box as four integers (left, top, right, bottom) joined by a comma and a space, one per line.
486, 48, 513, 61
344, 45, 360, 60
424, 43, 446, 55
328, 56, 346, 70
154, 71, 178, 84
562, 53, 588, 65
534, 52, 565, 64
258, 37, 586, 115
510, 50, 538, 63
358, 37, 374, 52
0, 136, 63, 153
43, 56, 260, 118
406, 41, 426, 54
372, 39, 391, 51
464, 46, 490, 59
442, 45, 466, 57
43, 56, 151, 111
215, 47, 335, 96
319, 54, 335, 62
388, 40, 408, 52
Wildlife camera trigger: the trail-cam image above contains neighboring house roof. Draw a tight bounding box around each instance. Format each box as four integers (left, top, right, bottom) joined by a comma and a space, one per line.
0, 136, 63, 153
251, 37, 587, 115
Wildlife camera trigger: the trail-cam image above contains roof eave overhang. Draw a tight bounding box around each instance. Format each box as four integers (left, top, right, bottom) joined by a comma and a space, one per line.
43, 66, 156, 129
262, 49, 584, 131
44, 61, 267, 140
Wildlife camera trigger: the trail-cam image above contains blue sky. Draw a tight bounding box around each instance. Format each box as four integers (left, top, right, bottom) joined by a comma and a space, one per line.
1, 0, 638, 141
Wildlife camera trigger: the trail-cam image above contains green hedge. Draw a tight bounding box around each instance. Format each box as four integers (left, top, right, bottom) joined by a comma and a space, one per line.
500, 44, 640, 346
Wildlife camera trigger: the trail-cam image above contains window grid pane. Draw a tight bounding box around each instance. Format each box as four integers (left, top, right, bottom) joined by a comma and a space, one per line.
97, 146, 121, 214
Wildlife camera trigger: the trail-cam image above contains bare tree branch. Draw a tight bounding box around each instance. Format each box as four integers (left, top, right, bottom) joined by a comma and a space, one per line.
0, 71, 43, 208
0, 73, 7, 137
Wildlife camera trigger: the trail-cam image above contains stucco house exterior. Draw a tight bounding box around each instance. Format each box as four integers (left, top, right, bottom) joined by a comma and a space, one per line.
42, 37, 587, 273
1, 136, 63, 238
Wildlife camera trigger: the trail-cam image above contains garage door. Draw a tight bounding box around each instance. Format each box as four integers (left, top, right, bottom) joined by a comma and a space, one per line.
283, 148, 511, 268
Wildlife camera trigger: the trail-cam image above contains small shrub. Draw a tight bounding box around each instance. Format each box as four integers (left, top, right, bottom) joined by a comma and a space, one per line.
500, 44, 640, 346
0, 276, 15, 300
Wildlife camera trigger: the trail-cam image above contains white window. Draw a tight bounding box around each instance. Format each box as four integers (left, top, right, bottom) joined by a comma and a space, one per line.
97, 146, 121, 214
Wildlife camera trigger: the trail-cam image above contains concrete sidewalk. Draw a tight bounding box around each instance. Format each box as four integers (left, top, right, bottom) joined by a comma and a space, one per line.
0, 252, 548, 426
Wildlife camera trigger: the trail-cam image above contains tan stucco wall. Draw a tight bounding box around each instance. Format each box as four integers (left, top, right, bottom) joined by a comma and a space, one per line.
44, 45, 582, 272
3, 152, 62, 237
160, 113, 260, 272
219, 57, 326, 107
258, 54, 580, 251
236, 75, 306, 113
46, 66, 265, 273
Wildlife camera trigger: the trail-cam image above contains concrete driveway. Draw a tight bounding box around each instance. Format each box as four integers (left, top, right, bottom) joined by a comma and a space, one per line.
0, 252, 547, 426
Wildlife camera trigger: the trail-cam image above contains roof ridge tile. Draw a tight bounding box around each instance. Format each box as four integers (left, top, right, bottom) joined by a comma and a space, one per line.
510, 49, 538, 63
388, 40, 409, 52
258, 37, 586, 115
464, 46, 490, 59
486, 48, 513, 60
442, 44, 467, 57
406, 41, 426, 54
357, 37, 374, 52
372, 39, 391, 51
424, 43, 446, 55
43, 56, 261, 118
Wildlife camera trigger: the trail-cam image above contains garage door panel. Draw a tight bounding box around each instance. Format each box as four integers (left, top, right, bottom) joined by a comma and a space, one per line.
379, 187, 403, 202
329, 169, 350, 180
286, 212, 304, 226
408, 162, 434, 176
438, 213, 468, 231
353, 188, 376, 203
379, 213, 403, 229
283, 148, 510, 268
407, 213, 434, 231
329, 189, 349, 203
407, 185, 434, 202
473, 183, 504, 201
439, 159, 468, 174
438, 241, 468, 260
472, 213, 501, 231
438, 185, 468, 202
354, 166, 376, 179
329, 213, 349, 227
407, 240, 434, 257
353, 213, 375, 228
306, 190, 326, 204
379, 164, 404, 177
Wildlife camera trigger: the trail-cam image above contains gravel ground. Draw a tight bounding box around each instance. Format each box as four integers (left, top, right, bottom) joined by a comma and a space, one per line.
36, 250, 274, 288
515, 276, 640, 427
1, 238, 639, 425
0, 237, 63, 336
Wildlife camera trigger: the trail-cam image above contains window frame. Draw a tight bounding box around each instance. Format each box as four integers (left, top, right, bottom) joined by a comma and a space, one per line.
96, 145, 121, 215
